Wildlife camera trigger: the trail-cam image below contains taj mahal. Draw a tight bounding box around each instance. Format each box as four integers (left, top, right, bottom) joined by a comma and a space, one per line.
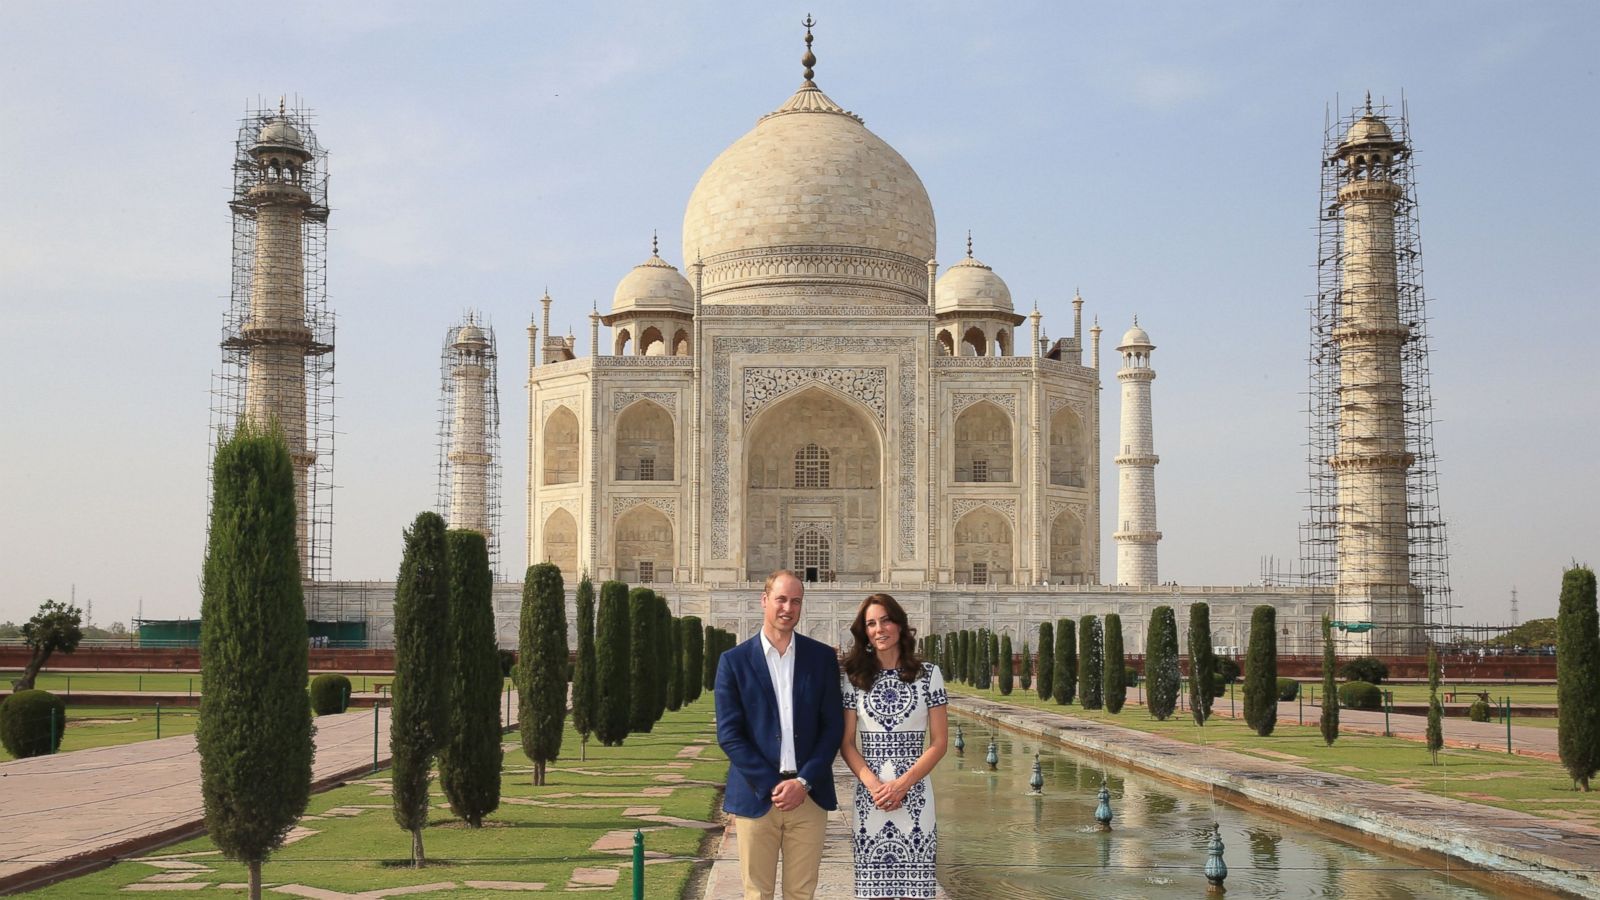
247, 25, 1444, 657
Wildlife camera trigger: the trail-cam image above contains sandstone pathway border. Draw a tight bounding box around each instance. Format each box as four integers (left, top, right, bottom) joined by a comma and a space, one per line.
951, 693, 1600, 899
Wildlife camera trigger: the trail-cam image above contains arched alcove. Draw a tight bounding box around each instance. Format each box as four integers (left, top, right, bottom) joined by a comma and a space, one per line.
543, 406, 580, 485
1049, 405, 1087, 487
961, 326, 986, 357
936, 330, 955, 356
615, 400, 674, 481
954, 507, 1012, 585
639, 326, 665, 356
673, 329, 690, 356
614, 328, 632, 357
1049, 510, 1085, 584
994, 329, 1012, 357
954, 401, 1013, 483
542, 508, 578, 581
615, 505, 673, 583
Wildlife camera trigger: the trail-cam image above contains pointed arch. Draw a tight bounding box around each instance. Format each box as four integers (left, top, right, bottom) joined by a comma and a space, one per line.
936, 329, 955, 356
673, 329, 690, 356
962, 326, 987, 357
640, 325, 665, 356
614, 328, 632, 357
954, 506, 1012, 585
542, 507, 578, 582
615, 505, 674, 584
954, 400, 1013, 483
615, 399, 675, 481
1049, 404, 1087, 487
542, 406, 580, 485
1049, 509, 1086, 584
994, 328, 1012, 357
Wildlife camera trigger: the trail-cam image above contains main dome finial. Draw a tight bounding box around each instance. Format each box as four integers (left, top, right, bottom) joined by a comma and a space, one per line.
801, 14, 817, 87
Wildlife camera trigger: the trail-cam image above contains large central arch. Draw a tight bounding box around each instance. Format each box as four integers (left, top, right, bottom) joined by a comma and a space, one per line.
743, 385, 883, 581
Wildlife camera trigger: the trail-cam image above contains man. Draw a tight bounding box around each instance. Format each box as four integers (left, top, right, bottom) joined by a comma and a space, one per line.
715, 569, 844, 900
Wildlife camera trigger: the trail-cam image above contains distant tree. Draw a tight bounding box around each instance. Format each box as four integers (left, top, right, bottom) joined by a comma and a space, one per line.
1243, 605, 1278, 737
1188, 602, 1217, 725
989, 631, 1001, 683
1425, 644, 1444, 765
681, 615, 704, 705
440, 529, 501, 826
1078, 615, 1103, 710
1320, 615, 1340, 746
629, 588, 659, 732
1557, 565, 1600, 791
1337, 656, 1389, 686
999, 634, 1014, 695
653, 597, 672, 721
390, 511, 452, 866
667, 615, 684, 712
1146, 606, 1181, 721
1053, 618, 1076, 705
520, 563, 569, 785
701, 624, 719, 694
1103, 614, 1126, 714
13, 599, 84, 691
594, 581, 631, 746
570, 574, 598, 760
1019, 639, 1033, 692
977, 628, 992, 689
1037, 622, 1055, 701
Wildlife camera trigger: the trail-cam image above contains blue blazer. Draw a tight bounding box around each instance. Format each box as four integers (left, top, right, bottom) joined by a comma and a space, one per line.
715, 631, 844, 816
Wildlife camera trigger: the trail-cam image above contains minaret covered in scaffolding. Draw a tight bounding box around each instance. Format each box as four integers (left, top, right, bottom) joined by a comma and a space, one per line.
437, 314, 502, 574
1305, 95, 1451, 654
1115, 318, 1160, 585
213, 99, 334, 579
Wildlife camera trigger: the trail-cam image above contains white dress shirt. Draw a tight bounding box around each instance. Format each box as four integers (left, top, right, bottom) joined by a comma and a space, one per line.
759, 629, 798, 773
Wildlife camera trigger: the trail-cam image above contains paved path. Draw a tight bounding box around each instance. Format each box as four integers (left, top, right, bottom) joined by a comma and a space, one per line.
951, 693, 1600, 899
0, 692, 519, 893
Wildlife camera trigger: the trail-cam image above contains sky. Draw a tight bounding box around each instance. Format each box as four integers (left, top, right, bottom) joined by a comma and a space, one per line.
2, 1, 1596, 630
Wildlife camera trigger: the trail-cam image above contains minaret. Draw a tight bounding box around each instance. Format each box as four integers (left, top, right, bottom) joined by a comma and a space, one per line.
1327, 96, 1420, 653
1114, 318, 1160, 585
443, 316, 496, 540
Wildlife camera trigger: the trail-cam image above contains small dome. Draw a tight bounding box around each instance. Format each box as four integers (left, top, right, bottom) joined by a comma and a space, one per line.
453, 323, 487, 347
1343, 115, 1392, 146
934, 255, 1012, 314
257, 116, 304, 148
612, 253, 693, 316
1118, 320, 1153, 350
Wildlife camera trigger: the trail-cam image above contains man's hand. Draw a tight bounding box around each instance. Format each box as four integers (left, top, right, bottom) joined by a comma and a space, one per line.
770, 778, 808, 812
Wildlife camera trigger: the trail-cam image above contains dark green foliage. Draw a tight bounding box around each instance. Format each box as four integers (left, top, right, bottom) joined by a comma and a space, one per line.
1243, 606, 1277, 737
14, 599, 83, 691
309, 674, 351, 715
0, 689, 66, 757
390, 512, 452, 865
1339, 681, 1383, 711
1019, 639, 1032, 692
1481, 617, 1558, 650
1103, 614, 1126, 714
977, 628, 992, 689
1215, 657, 1241, 686
667, 616, 684, 712
519, 563, 569, 786
1125, 666, 1139, 687
497, 649, 516, 678
1053, 618, 1076, 705
702, 625, 718, 693
571, 576, 598, 751
681, 616, 704, 704
998, 635, 1014, 695
440, 530, 502, 827
962, 630, 974, 683
1320, 615, 1339, 746
628, 588, 658, 732
1078, 615, 1103, 710
1187, 603, 1216, 725
653, 597, 672, 721
198, 423, 313, 887
1036, 622, 1054, 701
989, 631, 1000, 681
1276, 678, 1300, 701
1338, 656, 1390, 686
1469, 700, 1492, 722
1557, 566, 1600, 791
1426, 645, 1444, 765
595, 582, 631, 745
1145, 606, 1180, 721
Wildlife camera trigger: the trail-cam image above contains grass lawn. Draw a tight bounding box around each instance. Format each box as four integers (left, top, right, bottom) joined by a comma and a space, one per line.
29, 696, 726, 898
0, 705, 200, 761
2, 671, 433, 695
949, 683, 1600, 831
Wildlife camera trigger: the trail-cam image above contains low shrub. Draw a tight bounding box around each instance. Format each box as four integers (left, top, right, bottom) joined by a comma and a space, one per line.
0, 689, 67, 757
1276, 677, 1300, 701
309, 673, 352, 715
1338, 680, 1383, 711
1215, 657, 1241, 686
1337, 656, 1389, 686
497, 648, 517, 678
1125, 666, 1139, 687
1469, 699, 1492, 722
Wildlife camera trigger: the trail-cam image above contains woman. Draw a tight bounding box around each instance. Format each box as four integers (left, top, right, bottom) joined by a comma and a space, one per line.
839, 593, 949, 900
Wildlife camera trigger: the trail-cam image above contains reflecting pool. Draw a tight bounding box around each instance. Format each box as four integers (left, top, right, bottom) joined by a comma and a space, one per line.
933, 714, 1510, 899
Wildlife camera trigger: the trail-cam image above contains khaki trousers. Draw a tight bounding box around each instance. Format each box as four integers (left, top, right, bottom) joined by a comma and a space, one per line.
731, 796, 828, 900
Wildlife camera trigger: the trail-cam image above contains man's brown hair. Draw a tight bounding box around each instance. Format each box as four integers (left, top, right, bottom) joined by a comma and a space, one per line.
763, 569, 804, 595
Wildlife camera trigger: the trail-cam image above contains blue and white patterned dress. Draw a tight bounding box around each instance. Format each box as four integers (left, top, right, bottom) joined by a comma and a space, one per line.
841, 662, 948, 899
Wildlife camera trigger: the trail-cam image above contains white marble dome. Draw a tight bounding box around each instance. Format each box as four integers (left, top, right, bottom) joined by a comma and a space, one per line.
257, 116, 304, 148
935, 254, 1012, 315
611, 252, 693, 316
1118, 321, 1153, 350
1343, 115, 1393, 145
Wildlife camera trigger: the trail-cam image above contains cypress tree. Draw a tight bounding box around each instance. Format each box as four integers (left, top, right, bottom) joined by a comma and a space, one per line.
1557, 566, 1600, 791
701, 624, 718, 694
519, 562, 568, 786
960, 630, 972, 683
390, 511, 452, 867
440, 529, 502, 827
1078, 615, 1103, 710
571, 574, 598, 760
197, 423, 312, 899
681, 615, 704, 704
1146, 606, 1180, 721
1243, 605, 1278, 737
1037, 621, 1055, 701
667, 615, 684, 712
1320, 615, 1340, 746
1188, 602, 1217, 725
1053, 618, 1076, 705
978, 628, 992, 689
1020, 639, 1033, 692
1103, 614, 1126, 714
989, 631, 1001, 683
628, 588, 658, 732
999, 634, 1014, 695
594, 581, 631, 746
1426, 644, 1444, 765
653, 597, 672, 722
943, 632, 956, 678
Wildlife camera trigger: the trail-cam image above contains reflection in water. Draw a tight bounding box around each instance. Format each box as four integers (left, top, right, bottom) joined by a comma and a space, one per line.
933, 714, 1497, 899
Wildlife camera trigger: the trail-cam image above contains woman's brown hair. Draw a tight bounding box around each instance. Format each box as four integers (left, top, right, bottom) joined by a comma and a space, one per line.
844, 593, 921, 692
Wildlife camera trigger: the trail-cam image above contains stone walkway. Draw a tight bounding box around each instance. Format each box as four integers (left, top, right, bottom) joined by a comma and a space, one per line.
951, 693, 1600, 899
0, 694, 517, 893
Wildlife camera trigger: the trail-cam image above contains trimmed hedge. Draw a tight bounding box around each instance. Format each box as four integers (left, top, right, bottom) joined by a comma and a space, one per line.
1338, 656, 1389, 686
1469, 699, 1492, 722
0, 689, 66, 757
1338, 680, 1383, 711
1276, 678, 1300, 701
309, 674, 352, 715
